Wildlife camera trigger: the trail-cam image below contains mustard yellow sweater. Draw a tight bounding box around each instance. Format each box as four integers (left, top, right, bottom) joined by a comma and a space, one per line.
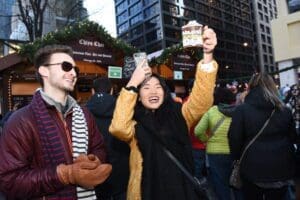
109, 60, 218, 200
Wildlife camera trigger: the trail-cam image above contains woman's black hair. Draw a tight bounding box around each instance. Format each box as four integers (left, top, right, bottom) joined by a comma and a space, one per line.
213, 87, 236, 105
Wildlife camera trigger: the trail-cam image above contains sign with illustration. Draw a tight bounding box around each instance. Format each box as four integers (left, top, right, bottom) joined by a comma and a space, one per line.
108, 66, 122, 79
122, 56, 136, 79
174, 71, 183, 80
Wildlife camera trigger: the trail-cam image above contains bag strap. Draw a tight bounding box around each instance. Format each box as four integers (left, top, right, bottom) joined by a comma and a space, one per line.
162, 147, 200, 187
210, 115, 226, 136
145, 130, 201, 190
239, 109, 275, 163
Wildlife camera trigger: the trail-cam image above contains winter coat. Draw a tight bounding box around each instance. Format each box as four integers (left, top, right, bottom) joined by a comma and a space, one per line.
87, 92, 130, 198
0, 91, 106, 199
195, 104, 235, 154
109, 60, 218, 200
228, 86, 297, 183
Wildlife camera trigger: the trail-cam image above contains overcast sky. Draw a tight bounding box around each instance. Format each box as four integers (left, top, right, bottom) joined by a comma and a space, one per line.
83, 0, 117, 37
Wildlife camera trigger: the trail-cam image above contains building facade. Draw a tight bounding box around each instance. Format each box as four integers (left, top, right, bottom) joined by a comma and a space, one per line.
252, 0, 277, 73
0, 0, 15, 56
115, 0, 257, 79
271, 0, 300, 87
0, 0, 87, 56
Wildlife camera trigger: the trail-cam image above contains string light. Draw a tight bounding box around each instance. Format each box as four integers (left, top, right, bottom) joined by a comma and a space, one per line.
8, 75, 12, 111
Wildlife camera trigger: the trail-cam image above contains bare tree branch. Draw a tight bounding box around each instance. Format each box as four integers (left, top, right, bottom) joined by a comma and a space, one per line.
16, 0, 50, 41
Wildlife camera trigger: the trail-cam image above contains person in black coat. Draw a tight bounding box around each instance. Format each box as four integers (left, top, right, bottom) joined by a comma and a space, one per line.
228, 73, 297, 200
86, 77, 130, 200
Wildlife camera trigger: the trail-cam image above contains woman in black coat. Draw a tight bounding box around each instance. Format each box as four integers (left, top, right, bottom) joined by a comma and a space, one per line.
228, 73, 297, 200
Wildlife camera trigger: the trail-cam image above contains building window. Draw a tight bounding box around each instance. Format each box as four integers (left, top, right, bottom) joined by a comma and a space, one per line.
264, 54, 268, 62
195, 2, 209, 12
242, 20, 251, 29
269, 11, 273, 19
235, 17, 242, 25
261, 34, 266, 42
197, 13, 209, 24
183, 8, 195, 18
166, 40, 178, 48
258, 2, 262, 10
129, 1, 142, 15
268, 46, 272, 53
144, 3, 159, 19
119, 32, 130, 40
164, 15, 179, 26
130, 13, 143, 26
128, 0, 138, 5
244, 29, 252, 37
224, 13, 233, 22
266, 26, 270, 34
212, 8, 222, 17
267, 36, 271, 44
145, 16, 160, 29
211, 18, 222, 27
116, 1, 127, 14
287, 0, 300, 13
222, 2, 232, 12
162, 2, 179, 16
241, 12, 250, 20
146, 29, 162, 43
164, 27, 181, 40
265, 15, 269, 23
117, 11, 128, 24
183, 0, 194, 7
143, 0, 153, 6
241, 3, 250, 12
118, 22, 129, 34
259, 12, 264, 20
131, 36, 144, 47
146, 42, 162, 52
262, 44, 267, 52
131, 24, 143, 38
260, 24, 265, 32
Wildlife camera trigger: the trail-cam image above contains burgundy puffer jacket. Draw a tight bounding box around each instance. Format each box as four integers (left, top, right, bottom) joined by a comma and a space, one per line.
0, 101, 107, 199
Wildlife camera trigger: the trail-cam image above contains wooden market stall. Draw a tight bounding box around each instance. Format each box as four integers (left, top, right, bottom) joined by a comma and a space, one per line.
0, 21, 136, 115
0, 21, 204, 115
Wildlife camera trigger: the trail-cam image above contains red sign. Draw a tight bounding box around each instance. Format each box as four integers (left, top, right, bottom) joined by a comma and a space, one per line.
67, 37, 115, 65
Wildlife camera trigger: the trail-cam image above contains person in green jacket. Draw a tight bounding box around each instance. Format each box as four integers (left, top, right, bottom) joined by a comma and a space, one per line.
195, 87, 236, 200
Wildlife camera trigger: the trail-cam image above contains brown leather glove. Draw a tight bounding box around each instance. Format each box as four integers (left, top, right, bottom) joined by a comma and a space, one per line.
57, 159, 112, 189
74, 154, 101, 166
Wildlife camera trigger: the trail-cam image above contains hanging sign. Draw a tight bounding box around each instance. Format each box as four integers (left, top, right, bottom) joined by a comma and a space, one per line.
67, 37, 115, 65
173, 53, 197, 71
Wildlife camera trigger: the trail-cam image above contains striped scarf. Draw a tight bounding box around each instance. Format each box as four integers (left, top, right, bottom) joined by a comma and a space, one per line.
32, 91, 96, 199
72, 106, 96, 200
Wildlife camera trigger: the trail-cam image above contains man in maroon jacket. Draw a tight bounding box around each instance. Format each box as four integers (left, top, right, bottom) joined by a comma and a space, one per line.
0, 45, 112, 199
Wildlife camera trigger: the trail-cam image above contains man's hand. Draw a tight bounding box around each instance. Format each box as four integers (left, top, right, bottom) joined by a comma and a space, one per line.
57, 154, 112, 189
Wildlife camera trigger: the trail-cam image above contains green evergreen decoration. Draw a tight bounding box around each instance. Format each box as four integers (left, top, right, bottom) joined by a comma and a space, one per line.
149, 43, 203, 67
18, 20, 137, 62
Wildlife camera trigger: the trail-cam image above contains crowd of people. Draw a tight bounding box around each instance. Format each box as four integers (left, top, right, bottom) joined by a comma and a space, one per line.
0, 26, 299, 200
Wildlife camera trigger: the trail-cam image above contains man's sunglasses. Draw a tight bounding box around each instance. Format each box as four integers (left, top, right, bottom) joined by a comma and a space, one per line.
43, 61, 80, 75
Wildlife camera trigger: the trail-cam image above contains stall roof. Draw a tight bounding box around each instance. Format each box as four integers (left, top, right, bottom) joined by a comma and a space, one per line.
0, 53, 23, 72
